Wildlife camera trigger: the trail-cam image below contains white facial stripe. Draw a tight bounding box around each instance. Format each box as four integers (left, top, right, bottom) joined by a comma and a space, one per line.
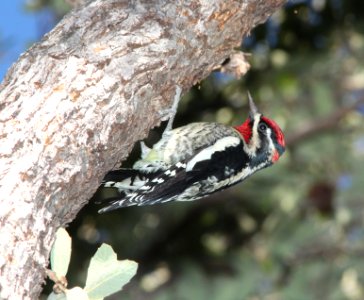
242, 114, 261, 157
266, 127, 277, 161
267, 128, 273, 147
186, 136, 240, 171
250, 114, 261, 150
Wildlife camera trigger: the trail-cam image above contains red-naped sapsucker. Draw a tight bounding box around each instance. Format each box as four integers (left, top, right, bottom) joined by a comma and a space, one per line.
98, 93, 285, 213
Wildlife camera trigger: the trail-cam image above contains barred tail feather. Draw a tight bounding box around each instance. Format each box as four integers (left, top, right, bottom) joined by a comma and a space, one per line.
98, 197, 134, 213
102, 168, 139, 185
101, 168, 151, 191
98, 189, 177, 213
98, 164, 188, 213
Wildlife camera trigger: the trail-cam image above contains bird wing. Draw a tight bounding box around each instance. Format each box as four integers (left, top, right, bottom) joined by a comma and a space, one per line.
98, 136, 249, 212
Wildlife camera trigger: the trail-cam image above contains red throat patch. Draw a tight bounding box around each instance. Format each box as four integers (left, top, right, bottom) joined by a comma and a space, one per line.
234, 119, 252, 144
272, 149, 280, 163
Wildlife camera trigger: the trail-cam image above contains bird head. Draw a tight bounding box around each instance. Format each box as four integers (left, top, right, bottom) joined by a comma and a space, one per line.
234, 92, 285, 164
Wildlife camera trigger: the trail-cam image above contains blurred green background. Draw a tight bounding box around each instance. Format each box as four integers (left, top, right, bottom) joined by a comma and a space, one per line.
3, 0, 364, 299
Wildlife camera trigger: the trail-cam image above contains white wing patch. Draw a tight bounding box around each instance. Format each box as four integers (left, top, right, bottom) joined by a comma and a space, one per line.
152, 177, 165, 184
176, 162, 187, 168
186, 136, 240, 172
164, 169, 177, 176
104, 177, 146, 191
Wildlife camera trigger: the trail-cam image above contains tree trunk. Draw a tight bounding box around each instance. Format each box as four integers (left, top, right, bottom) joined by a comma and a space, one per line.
0, 0, 285, 298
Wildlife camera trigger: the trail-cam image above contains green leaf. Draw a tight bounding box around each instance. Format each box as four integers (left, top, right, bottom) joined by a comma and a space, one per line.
47, 291, 66, 300
51, 228, 72, 277
85, 244, 138, 300
65, 287, 89, 300
47, 288, 89, 300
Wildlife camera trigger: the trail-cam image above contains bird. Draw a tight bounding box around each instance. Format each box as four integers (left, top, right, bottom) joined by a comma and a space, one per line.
98, 93, 285, 213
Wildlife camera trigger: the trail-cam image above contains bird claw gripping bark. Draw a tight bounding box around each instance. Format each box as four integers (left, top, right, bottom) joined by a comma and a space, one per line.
160, 85, 182, 136
140, 86, 182, 158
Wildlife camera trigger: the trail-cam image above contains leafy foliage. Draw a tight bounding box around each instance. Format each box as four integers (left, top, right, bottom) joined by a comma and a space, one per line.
47, 228, 137, 300
51, 227, 72, 278
85, 245, 138, 299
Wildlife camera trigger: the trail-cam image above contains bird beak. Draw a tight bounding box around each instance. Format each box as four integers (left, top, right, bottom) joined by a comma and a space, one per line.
247, 91, 259, 119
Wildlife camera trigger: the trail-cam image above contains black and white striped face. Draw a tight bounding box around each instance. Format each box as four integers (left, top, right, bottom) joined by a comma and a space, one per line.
247, 114, 285, 166
235, 94, 285, 165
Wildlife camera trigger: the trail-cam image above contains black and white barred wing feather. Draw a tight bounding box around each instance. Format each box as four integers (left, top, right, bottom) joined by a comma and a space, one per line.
98, 136, 250, 213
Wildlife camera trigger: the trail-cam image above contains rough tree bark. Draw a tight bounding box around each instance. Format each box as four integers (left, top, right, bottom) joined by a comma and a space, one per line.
0, 0, 285, 298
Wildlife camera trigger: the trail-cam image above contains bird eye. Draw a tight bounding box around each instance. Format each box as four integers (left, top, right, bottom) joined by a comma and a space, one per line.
259, 123, 267, 131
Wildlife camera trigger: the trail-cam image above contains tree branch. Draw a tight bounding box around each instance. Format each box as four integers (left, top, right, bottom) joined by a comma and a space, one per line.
0, 0, 285, 298
286, 98, 364, 146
